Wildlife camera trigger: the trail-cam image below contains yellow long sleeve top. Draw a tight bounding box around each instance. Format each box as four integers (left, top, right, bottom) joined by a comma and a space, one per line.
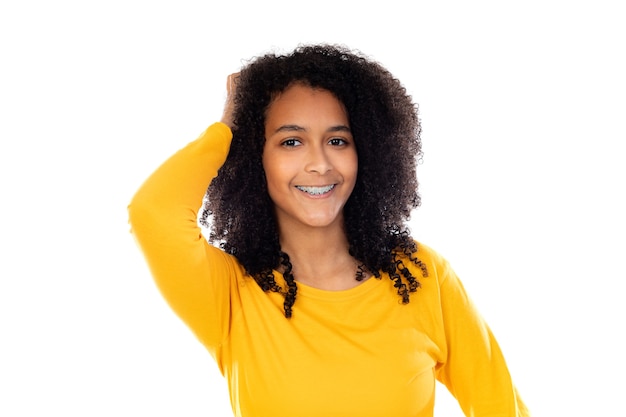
128, 123, 530, 417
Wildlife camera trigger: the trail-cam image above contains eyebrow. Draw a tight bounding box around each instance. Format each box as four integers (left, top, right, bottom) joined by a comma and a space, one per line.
273, 124, 352, 134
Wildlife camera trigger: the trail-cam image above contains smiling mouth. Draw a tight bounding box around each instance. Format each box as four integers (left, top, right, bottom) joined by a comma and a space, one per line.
295, 185, 335, 195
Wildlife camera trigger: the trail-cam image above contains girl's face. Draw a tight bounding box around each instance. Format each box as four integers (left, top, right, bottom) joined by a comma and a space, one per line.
262, 84, 358, 232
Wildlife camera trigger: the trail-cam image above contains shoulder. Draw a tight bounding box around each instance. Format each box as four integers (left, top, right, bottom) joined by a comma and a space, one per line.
412, 241, 451, 276
396, 241, 456, 292
410, 242, 475, 310
413, 241, 445, 265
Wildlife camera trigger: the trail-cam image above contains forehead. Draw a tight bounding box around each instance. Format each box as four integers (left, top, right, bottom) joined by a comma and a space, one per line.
265, 84, 348, 125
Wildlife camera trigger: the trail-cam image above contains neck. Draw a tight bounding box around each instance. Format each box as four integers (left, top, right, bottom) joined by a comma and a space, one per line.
277, 221, 365, 290
280, 224, 350, 261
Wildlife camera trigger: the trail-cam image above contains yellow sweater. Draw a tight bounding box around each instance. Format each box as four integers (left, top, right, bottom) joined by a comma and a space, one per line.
129, 122, 530, 416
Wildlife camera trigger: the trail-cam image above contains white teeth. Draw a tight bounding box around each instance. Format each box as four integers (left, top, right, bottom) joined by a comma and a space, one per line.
296, 185, 335, 195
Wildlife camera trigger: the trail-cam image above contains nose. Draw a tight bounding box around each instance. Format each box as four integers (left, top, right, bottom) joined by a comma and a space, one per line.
305, 144, 333, 174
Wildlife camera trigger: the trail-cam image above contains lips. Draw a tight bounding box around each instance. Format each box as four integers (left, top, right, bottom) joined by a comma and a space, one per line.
295, 184, 335, 195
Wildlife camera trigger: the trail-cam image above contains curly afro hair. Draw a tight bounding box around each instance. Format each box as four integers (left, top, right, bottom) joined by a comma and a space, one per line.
201, 44, 427, 317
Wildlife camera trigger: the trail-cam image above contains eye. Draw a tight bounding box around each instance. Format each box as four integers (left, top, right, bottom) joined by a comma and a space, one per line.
281, 138, 302, 147
328, 137, 348, 146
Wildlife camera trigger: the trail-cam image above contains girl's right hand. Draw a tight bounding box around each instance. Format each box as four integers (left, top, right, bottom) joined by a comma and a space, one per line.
220, 73, 239, 129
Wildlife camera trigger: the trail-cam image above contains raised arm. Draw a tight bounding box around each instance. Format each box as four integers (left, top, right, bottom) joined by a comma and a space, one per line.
128, 75, 241, 355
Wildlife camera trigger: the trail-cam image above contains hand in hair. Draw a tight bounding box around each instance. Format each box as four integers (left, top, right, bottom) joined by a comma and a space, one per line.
220, 73, 239, 129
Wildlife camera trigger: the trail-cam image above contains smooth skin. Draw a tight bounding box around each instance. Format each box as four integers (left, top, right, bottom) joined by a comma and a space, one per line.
263, 84, 357, 232
250, 84, 359, 290
262, 83, 363, 290
221, 77, 366, 290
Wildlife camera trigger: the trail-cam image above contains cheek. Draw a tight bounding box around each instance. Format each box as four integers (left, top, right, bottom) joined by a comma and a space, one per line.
262, 156, 291, 197
264, 154, 300, 181
346, 152, 359, 183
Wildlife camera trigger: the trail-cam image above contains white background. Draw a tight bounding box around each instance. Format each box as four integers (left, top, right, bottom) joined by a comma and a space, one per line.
1, 1, 624, 416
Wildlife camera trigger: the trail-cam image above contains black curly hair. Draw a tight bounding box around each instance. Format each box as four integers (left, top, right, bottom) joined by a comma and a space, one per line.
201, 44, 427, 317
